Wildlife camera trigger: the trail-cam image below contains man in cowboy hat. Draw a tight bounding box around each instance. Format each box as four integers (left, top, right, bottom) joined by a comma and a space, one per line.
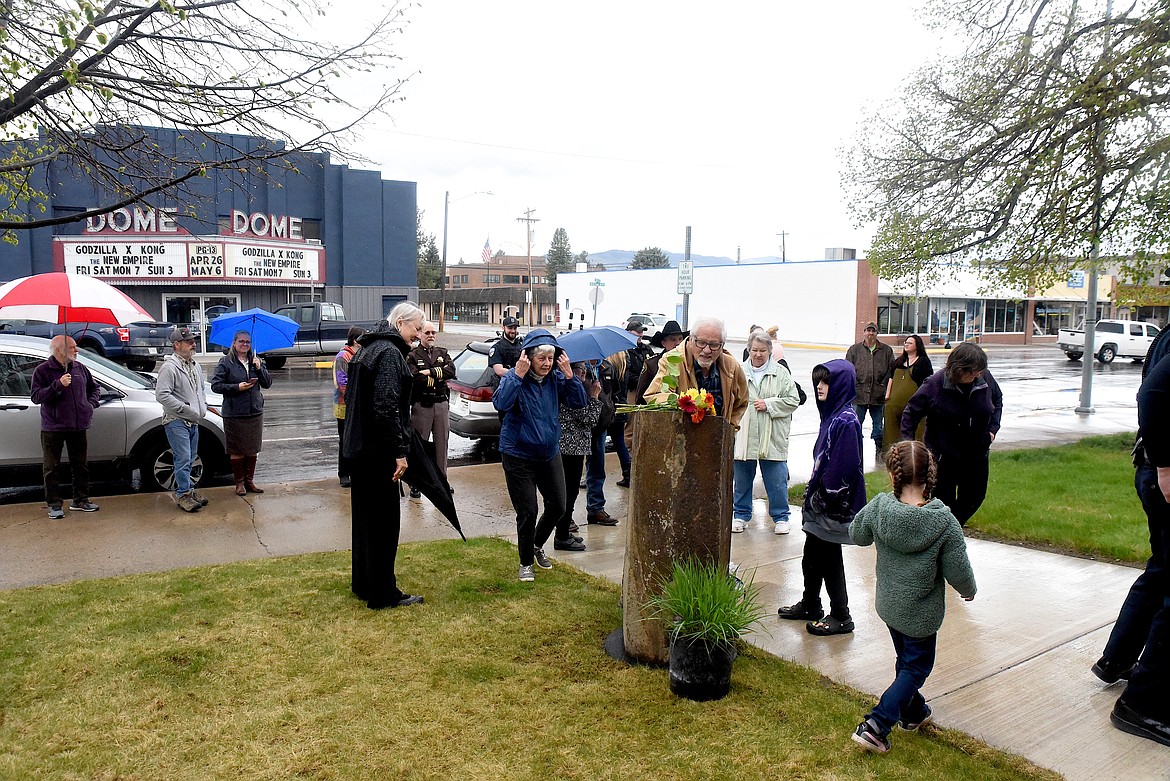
633, 320, 688, 406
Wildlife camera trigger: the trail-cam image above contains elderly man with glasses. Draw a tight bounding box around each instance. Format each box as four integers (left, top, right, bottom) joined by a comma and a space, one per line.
645, 316, 749, 431
407, 320, 453, 497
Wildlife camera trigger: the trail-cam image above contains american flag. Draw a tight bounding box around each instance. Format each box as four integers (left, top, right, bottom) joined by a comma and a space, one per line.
481, 239, 491, 263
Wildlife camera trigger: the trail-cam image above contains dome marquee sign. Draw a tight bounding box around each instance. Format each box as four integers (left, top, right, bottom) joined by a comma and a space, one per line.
53, 205, 322, 284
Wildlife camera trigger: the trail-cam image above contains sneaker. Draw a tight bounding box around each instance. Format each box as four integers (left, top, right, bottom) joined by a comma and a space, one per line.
553, 536, 587, 552
47, 505, 65, 520
409, 486, 422, 499
518, 564, 535, 582
899, 705, 932, 731
533, 548, 553, 569
852, 719, 891, 753
774, 520, 791, 535
731, 518, 746, 533
190, 490, 210, 507
177, 492, 202, 513
339, 475, 351, 488
70, 500, 99, 512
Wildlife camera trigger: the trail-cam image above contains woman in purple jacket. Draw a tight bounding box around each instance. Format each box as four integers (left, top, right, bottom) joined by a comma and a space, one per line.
778, 359, 866, 636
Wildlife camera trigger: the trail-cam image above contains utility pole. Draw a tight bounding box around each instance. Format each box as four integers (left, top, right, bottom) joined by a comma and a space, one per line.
776, 231, 788, 263
516, 208, 539, 326
681, 226, 692, 329
439, 191, 449, 331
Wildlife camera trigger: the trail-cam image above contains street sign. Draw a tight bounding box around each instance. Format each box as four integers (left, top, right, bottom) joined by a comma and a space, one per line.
677, 260, 694, 294
588, 287, 604, 305
590, 278, 605, 287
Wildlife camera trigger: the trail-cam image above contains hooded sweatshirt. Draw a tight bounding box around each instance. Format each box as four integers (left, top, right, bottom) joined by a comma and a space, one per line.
155, 352, 207, 425
494, 329, 587, 460
850, 492, 977, 637
802, 359, 866, 544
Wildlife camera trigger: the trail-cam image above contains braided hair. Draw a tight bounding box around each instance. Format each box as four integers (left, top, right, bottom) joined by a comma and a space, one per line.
884, 440, 937, 502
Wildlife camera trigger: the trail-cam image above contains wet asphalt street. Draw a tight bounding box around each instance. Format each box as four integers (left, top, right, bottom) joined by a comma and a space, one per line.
0, 333, 1146, 504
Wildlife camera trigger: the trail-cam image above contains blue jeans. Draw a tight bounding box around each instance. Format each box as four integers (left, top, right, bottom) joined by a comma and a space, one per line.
586, 422, 630, 513
853, 403, 884, 443
869, 627, 937, 736
733, 459, 790, 524
1107, 463, 1170, 717
164, 419, 200, 497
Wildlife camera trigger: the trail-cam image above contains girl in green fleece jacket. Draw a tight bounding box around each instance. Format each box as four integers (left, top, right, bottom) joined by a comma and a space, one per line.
848, 440, 978, 754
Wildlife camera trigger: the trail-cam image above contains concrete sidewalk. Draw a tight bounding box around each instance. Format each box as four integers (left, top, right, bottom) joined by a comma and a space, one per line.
0, 458, 1164, 780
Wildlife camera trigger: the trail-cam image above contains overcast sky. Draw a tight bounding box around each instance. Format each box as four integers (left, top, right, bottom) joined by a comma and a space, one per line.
341, 1, 945, 265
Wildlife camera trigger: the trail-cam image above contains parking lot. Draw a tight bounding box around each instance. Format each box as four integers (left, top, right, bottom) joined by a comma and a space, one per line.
0, 332, 1145, 504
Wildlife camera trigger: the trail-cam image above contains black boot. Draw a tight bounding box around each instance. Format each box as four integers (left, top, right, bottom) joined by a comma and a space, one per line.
616, 466, 631, 488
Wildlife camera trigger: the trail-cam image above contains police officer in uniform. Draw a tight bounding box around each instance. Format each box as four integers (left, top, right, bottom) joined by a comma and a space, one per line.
408, 320, 453, 498
489, 316, 524, 381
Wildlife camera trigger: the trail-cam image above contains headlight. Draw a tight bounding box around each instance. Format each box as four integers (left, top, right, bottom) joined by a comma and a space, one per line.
206, 406, 222, 417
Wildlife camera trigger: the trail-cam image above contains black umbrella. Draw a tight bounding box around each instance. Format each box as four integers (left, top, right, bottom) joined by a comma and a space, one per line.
403, 430, 465, 541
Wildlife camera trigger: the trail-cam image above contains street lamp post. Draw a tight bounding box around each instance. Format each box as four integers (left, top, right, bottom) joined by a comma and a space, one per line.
438, 190, 492, 332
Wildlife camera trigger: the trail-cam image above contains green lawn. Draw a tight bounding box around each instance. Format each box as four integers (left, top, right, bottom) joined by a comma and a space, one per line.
792, 434, 1149, 565
0, 539, 1057, 781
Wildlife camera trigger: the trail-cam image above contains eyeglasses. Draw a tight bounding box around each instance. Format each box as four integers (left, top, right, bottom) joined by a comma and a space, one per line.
236, 340, 251, 345
422, 331, 437, 336
692, 338, 723, 351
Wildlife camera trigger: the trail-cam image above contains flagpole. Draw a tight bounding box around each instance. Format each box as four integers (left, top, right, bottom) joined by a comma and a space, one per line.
439, 194, 446, 334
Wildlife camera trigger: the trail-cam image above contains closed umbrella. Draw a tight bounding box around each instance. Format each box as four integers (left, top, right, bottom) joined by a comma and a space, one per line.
403, 430, 465, 541
0, 273, 152, 325
557, 325, 640, 363
207, 308, 299, 354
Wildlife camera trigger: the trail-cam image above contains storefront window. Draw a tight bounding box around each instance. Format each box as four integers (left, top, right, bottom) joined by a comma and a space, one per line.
983, 299, 1025, 333
878, 296, 930, 335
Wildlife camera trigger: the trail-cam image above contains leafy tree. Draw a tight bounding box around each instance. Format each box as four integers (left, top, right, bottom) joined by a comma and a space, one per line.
631, 247, 671, 269
544, 227, 573, 286
0, 0, 407, 239
416, 210, 442, 289
576, 250, 589, 267
845, 0, 1170, 291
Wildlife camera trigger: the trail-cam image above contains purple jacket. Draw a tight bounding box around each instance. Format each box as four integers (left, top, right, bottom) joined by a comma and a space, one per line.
804, 359, 866, 544
30, 356, 101, 432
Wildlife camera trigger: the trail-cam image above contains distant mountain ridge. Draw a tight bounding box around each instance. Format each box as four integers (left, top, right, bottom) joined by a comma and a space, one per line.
584, 250, 780, 269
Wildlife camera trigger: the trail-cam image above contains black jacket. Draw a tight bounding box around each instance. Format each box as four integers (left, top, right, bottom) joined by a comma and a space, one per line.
342, 324, 413, 460
902, 369, 1002, 460
210, 354, 272, 417
408, 344, 453, 406
1139, 350, 1170, 467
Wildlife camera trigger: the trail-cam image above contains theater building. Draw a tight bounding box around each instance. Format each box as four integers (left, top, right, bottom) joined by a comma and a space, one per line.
0, 126, 417, 353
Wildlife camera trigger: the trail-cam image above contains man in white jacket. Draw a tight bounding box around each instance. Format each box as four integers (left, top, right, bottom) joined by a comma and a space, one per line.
155, 327, 209, 512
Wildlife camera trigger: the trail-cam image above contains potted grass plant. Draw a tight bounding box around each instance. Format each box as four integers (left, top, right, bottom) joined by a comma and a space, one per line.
646, 557, 767, 701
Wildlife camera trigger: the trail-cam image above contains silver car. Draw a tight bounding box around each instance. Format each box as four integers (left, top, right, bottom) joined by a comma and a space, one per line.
0, 334, 228, 491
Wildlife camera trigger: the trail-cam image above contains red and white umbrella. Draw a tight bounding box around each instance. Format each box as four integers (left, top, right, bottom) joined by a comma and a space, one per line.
0, 272, 152, 326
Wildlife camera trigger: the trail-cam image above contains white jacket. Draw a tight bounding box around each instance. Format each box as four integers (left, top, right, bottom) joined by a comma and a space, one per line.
733, 359, 800, 461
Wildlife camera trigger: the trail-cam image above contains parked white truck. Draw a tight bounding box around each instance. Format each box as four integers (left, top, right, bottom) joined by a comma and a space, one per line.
1057, 319, 1161, 363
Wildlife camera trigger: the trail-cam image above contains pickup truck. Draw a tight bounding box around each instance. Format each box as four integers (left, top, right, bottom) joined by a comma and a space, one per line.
1057, 319, 1161, 363
0, 319, 173, 371
261, 302, 379, 370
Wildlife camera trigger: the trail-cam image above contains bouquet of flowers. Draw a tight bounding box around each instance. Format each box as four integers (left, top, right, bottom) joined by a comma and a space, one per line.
616, 353, 716, 425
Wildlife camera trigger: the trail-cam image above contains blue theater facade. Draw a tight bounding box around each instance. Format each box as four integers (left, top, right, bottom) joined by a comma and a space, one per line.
0, 126, 417, 352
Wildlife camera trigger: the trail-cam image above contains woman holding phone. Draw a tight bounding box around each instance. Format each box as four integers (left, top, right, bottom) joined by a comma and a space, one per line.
211, 330, 273, 495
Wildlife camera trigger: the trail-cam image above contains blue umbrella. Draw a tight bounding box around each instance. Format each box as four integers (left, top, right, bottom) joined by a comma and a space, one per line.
208, 307, 299, 354
558, 325, 640, 363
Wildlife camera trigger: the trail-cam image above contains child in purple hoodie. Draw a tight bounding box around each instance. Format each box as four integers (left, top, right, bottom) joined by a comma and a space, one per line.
778, 359, 866, 635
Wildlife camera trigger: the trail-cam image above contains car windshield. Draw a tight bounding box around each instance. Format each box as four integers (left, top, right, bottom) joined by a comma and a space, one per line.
453, 345, 489, 384
76, 347, 153, 389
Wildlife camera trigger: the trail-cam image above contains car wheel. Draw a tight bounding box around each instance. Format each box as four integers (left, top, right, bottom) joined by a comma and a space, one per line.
127, 359, 156, 372
1097, 344, 1117, 364
76, 338, 105, 357
264, 356, 287, 370
140, 437, 205, 492
1065, 351, 1083, 361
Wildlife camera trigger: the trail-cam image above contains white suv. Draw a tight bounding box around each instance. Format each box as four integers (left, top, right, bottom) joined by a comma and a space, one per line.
625, 313, 669, 331
0, 335, 228, 491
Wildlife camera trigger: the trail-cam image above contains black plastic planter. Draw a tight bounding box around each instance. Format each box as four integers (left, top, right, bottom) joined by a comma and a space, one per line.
668, 636, 738, 701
